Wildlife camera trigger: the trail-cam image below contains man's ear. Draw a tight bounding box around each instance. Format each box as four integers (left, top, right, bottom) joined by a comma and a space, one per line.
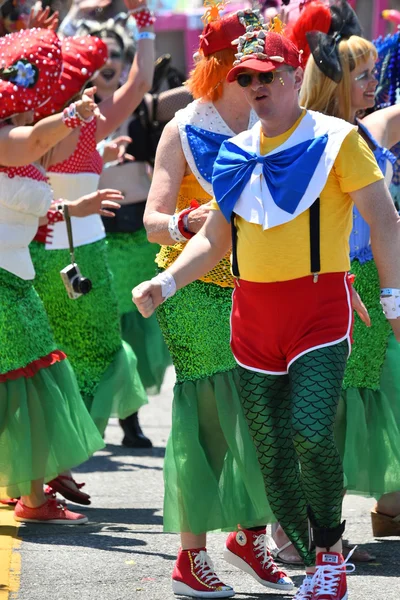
294, 67, 304, 91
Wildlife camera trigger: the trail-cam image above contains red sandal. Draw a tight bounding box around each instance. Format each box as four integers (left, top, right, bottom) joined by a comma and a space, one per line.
0, 498, 19, 507
46, 476, 91, 506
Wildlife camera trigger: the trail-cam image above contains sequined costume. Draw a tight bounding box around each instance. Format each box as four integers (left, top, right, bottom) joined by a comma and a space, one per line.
335, 121, 400, 498
30, 120, 147, 435
105, 230, 171, 393
0, 165, 104, 499
157, 99, 274, 534
99, 94, 186, 392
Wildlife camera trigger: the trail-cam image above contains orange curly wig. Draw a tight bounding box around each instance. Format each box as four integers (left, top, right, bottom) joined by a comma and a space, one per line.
186, 46, 237, 102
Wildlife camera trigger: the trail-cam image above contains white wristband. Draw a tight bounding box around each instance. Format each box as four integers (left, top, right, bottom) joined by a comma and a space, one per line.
136, 31, 156, 41
381, 288, 400, 296
380, 293, 400, 319
151, 271, 176, 300
168, 213, 186, 243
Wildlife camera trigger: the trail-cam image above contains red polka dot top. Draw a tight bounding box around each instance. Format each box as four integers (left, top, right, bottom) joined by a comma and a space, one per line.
48, 119, 103, 175
0, 164, 48, 182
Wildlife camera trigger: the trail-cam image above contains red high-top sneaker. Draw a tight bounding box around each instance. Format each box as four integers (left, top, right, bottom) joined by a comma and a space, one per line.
294, 576, 314, 600
172, 547, 235, 598
224, 528, 294, 591
311, 550, 356, 600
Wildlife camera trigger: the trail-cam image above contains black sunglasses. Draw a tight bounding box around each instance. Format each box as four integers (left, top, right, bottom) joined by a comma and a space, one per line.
236, 71, 282, 88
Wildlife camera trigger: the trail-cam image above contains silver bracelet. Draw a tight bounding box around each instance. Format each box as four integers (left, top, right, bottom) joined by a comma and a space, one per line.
151, 271, 176, 300
136, 31, 156, 41
168, 213, 186, 243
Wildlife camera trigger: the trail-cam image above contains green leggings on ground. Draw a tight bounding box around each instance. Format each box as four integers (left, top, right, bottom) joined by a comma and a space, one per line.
238, 341, 348, 566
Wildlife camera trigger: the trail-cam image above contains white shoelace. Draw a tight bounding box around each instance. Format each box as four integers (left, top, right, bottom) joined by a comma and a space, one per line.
311, 548, 356, 597
253, 533, 280, 573
193, 551, 225, 587
294, 577, 314, 600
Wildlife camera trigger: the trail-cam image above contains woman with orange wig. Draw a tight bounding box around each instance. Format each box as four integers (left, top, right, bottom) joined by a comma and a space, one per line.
142, 6, 293, 599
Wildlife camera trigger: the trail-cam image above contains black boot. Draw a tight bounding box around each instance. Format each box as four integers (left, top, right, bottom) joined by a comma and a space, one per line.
119, 412, 153, 448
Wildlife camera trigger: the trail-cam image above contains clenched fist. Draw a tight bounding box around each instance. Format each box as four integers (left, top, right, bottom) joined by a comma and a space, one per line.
132, 280, 163, 318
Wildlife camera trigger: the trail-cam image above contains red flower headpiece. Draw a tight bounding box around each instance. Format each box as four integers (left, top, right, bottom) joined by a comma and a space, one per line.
0, 28, 62, 120
34, 35, 108, 120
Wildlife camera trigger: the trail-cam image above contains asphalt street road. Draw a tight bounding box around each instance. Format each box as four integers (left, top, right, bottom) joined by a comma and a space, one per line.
5, 367, 400, 600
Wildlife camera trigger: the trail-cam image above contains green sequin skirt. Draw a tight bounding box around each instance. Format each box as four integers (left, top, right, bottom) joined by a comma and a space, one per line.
0, 359, 105, 499
106, 230, 171, 393
0, 269, 57, 373
158, 279, 274, 533
343, 259, 391, 390
29, 240, 148, 434
335, 259, 400, 497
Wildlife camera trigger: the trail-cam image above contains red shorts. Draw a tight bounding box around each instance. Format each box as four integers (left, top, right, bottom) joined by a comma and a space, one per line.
230, 272, 352, 375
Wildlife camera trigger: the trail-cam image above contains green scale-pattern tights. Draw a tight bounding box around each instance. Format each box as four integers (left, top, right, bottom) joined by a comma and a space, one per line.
238, 341, 348, 566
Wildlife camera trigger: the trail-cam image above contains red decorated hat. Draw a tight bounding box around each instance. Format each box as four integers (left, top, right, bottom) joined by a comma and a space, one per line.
34, 35, 108, 120
199, 7, 265, 57
0, 28, 62, 119
227, 20, 302, 82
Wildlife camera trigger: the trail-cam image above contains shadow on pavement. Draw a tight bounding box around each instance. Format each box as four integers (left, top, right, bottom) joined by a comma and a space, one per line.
15, 508, 176, 561
347, 539, 400, 577
73, 448, 164, 474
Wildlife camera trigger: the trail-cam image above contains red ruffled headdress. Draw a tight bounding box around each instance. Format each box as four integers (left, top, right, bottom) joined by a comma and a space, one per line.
0, 28, 62, 119
286, 1, 331, 65
34, 35, 108, 120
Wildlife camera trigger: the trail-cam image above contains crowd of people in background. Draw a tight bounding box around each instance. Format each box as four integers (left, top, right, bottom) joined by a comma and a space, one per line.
0, 1, 400, 599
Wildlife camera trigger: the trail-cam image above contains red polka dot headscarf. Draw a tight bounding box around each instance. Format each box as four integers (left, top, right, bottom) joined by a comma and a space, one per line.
0, 28, 62, 120
34, 35, 108, 120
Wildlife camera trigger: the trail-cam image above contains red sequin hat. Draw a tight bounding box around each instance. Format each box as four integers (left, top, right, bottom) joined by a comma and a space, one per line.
227, 24, 302, 82
0, 28, 62, 119
34, 35, 108, 120
199, 8, 265, 57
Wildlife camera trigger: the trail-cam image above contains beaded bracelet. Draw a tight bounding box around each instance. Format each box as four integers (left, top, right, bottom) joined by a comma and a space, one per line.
130, 6, 156, 29
62, 102, 93, 129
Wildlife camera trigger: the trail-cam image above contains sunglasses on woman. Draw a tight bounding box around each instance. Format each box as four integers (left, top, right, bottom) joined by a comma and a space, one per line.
236, 70, 288, 88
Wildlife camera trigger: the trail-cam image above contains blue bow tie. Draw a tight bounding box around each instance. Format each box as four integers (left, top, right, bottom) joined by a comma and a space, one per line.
186, 125, 230, 184
213, 134, 329, 222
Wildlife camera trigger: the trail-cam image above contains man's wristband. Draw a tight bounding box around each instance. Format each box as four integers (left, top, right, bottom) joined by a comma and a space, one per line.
151, 271, 176, 300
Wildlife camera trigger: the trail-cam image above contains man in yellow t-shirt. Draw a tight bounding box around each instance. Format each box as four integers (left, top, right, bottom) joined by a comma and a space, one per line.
133, 27, 400, 600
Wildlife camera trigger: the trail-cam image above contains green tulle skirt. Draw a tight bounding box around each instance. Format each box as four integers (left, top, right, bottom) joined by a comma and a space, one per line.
0, 268, 104, 499
0, 359, 105, 499
106, 230, 171, 393
335, 259, 400, 497
29, 240, 148, 434
157, 279, 274, 533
